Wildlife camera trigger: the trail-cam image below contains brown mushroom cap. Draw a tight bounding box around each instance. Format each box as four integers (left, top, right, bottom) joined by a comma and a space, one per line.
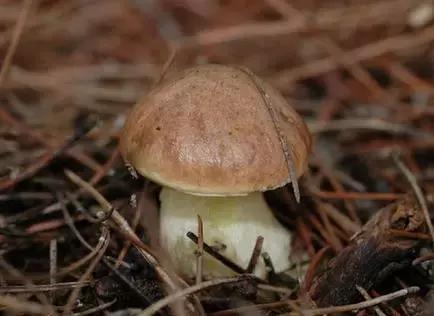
120, 64, 311, 196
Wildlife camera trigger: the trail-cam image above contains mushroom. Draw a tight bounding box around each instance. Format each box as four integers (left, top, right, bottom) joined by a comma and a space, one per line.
119, 64, 311, 279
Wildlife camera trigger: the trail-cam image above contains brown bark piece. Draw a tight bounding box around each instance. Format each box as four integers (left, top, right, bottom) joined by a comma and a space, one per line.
307, 194, 427, 307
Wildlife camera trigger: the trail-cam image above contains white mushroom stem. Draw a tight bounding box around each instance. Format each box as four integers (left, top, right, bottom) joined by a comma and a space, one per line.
159, 187, 291, 279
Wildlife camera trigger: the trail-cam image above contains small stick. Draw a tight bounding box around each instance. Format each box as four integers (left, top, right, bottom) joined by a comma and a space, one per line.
393, 153, 434, 244
49, 239, 57, 303
196, 215, 204, 284
356, 285, 386, 316
138, 275, 253, 316
291, 286, 419, 316
0, 0, 34, 86
246, 236, 264, 273
187, 231, 245, 274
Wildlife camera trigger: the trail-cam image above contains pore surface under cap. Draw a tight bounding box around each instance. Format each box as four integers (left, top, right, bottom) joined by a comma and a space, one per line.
120, 64, 311, 196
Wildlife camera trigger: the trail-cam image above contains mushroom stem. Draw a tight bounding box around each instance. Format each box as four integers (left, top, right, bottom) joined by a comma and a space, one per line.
159, 187, 291, 279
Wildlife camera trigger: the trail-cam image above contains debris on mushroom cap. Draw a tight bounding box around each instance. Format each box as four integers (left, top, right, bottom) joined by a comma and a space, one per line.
120, 64, 311, 196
